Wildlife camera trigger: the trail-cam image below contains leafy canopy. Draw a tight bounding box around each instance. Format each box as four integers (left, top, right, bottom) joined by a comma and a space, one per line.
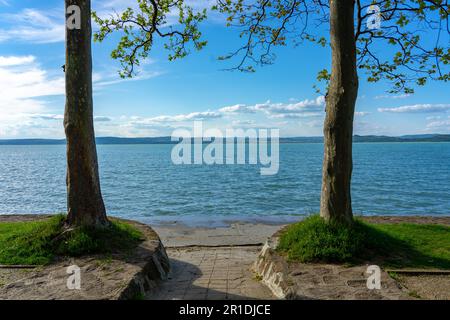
93, 0, 207, 78
93, 1, 449, 93
213, 0, 449, 93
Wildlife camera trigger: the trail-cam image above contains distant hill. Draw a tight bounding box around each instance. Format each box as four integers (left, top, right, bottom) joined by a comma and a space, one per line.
353, 134, 450, 143
0, 139, 66, 145
280, 134, 450, 143
0, 137, 175, 145
0, 134, 449, 145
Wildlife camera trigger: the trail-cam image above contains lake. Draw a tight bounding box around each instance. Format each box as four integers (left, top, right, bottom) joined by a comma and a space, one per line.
0, 143, 449, 226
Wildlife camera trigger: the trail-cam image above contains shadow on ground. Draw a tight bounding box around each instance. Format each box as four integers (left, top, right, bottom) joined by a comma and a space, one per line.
147, 247, 275, 300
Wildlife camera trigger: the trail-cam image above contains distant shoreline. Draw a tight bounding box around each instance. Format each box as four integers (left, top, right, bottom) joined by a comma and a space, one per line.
0, 134, 450, 145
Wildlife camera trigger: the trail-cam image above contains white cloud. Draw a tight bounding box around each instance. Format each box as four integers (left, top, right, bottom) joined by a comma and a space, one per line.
0, 55, 64, 114
269, 112, 322, 119
30, 114, 64, 121
219, 96, 325, 118
94, 70, 163, 87
304, 120, 323, 128
378, 104, 450, 113
426, 120, 450, 132
144, 111, 222, 123
83, 96, 326, 137
0, 51, 165, 138
256, 96, 325, 115
100, 97, 326, 137
219, 104, 256, 114
0, 55, 65, 138
354, 121, 386, 135
2, 82, 419, 137
374, 94, 411, 100
94, 116, 112, 122
0, 55, 35, 67
231, 119, 255, 126
0, 1, 216, 45
0, 9, 65, 44
426, 115, 442, 121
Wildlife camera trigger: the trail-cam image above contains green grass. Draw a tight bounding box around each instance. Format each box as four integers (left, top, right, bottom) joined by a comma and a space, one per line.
362, 221, 450, 268
278, 215, 450, 269
0, 215, 144, 265
278, 215, 366, 263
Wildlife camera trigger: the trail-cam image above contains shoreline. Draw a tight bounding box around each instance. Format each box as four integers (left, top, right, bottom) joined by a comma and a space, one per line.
1, 213, 449, 229
152, 215, 450, 248
1, 214, 449, 248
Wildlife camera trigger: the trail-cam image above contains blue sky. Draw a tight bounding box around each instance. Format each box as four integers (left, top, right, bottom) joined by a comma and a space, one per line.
0, 0, 449, 139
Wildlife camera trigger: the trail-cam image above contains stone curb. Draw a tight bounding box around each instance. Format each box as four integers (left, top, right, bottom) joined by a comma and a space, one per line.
252, 232, 411, 300
253, 236, 299, 300
0, 215, 171, 300
115, 219, 171, 300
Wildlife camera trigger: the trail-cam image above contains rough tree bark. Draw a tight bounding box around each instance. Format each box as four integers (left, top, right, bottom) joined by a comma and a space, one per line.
320, 0, 359, 225
64, 0, 108, 227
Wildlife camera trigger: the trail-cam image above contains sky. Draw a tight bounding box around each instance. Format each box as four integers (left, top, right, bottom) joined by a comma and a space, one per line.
0, 0, 449, 139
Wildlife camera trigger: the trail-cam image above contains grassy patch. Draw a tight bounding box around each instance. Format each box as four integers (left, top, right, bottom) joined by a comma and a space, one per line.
278, 215, 366, 263
362, 222, 450, 269
0, 215, 143, 265
278, 215, 450, 269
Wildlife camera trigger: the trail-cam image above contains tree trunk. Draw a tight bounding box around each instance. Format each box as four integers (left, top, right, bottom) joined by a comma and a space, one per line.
64, 0, 108, 227
320, 0, 358, 225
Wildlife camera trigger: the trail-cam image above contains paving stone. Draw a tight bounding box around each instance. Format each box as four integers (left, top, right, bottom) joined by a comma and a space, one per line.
146, 246, 274, 300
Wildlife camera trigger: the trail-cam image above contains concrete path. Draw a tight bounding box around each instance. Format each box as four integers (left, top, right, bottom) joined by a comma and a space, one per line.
153, 222, 284, 247
148, 223, 284, 300
147, 246, 274, 300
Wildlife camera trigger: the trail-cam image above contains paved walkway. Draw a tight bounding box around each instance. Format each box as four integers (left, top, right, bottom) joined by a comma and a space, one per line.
147, 246, 274, 300
152, 222, 284, 247
147, 223, 282, 300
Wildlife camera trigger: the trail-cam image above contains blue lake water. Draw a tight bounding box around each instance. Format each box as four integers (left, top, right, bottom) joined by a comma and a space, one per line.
0, 143, 449, 225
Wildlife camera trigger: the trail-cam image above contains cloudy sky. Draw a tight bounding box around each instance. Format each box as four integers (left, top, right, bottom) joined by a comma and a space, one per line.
0, 0, 449, 139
